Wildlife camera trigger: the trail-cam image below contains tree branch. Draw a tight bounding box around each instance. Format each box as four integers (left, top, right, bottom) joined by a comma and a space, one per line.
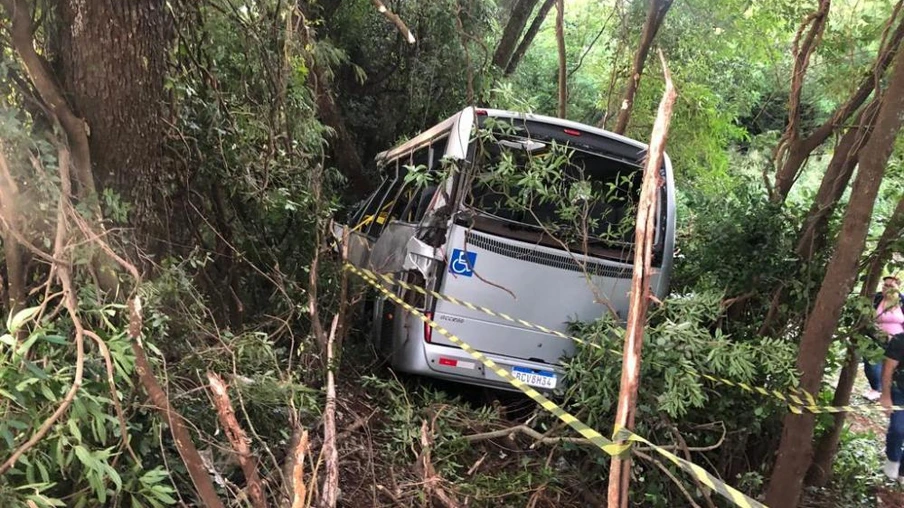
207, 372, 267, 508
370, 0, 415, 44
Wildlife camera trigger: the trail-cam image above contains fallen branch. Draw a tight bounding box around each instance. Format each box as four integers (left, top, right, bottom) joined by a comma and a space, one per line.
290, 429, 310, 508
130, 297, 225, 508
463, 423, 725, 453
608, 49, 678, 508
634, 450, 702, 508
417, 419, 461, 508
370, 0, 416, 43
335, 409, 377, 442
319, 315, 340, 508
207, 372, 268, 508
0, 145, 84, 475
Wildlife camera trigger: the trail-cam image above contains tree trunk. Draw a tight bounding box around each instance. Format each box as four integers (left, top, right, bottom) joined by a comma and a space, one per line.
795, 99, 880, 261
805, 343, 858, 487
772, 4, 904, 202
758, 98, 880, 337
297, 7, 370, 198
806, 197, 904, 486
764, 45, 904, 508
493, 0, 541, 70
607, 53, 676, 508
612, 0, 673, 135
56, 0, 172, 243
555, 0, 566, 118
504, 0, 555, 76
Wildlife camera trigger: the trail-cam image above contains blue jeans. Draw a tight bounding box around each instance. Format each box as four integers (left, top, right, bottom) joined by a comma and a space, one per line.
887, 386, 904, 462
865, 359, 883, 391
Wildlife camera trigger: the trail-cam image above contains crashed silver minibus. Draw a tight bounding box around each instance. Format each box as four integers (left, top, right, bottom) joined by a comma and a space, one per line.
335, 107, 676, 391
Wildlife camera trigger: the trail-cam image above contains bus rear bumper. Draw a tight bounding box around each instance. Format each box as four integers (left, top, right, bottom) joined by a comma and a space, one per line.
394, 341, 565, 393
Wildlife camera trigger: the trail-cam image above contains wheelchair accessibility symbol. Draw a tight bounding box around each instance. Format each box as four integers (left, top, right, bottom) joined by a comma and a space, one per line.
449, 249, 477, 277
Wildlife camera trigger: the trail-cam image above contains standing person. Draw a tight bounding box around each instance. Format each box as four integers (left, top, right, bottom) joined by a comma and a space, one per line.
865, 276, 904, 400
880, 332, 904, 479
876, 275, 904, 480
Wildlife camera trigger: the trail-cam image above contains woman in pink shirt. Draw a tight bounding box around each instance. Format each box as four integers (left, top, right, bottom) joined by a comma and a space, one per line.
865, 276, 904, 401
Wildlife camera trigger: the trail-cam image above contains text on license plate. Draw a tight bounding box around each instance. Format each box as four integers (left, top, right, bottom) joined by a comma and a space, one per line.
511, 367, 557, 389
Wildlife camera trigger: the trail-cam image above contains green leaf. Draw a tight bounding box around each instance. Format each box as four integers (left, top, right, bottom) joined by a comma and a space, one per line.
8, 306, 40, 333
68, 419, 83, 443
104, 463, 123, 491
74, 445, 98, 471
0, 334, 15, 347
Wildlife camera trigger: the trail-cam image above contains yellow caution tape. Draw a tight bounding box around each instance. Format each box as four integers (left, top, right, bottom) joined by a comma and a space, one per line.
347, 264, 766, 508
351, 268, 816, 405
614, 426, 766, 508
351, 266, 904, 415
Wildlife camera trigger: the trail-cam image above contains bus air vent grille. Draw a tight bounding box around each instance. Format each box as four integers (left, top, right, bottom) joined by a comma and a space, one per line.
465, 232, 632, 279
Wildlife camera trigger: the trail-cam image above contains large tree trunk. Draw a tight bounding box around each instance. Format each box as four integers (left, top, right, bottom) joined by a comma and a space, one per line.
611, 0, 673, 135
764, 45, 904, 508
504, 0, 555, 76
493, 0, 541, 70
807, 196, 904, 486
56, 0, 172, 243
555, 0, 566, 118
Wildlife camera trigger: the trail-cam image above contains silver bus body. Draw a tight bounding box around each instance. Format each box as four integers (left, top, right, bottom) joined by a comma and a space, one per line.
337, 107, 676, 392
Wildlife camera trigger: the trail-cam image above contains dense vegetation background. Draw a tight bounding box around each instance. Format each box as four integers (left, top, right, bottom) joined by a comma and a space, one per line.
0, 0, 903, 506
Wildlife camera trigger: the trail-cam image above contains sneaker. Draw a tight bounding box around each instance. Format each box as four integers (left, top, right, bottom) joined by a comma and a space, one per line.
884, 460, 900, 481
864, 389, 882, 401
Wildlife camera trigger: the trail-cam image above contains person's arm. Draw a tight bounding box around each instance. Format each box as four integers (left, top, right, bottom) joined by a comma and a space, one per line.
881, 358, 900, 410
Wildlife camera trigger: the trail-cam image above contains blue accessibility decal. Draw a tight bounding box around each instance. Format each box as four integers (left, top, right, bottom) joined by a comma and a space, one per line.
449, 249, 477, 277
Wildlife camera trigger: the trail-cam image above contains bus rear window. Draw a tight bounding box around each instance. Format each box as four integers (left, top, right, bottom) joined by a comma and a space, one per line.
462, 131, 654, 260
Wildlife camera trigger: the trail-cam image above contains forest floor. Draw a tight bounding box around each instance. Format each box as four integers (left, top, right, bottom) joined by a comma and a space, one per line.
331, 338, 904, 507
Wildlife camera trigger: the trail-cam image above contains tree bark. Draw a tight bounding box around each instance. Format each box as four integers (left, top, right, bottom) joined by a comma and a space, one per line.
555, 0, 566, 119
607, 51, 676, 508
612, 0, 673, 135
772, 2, 904, 201
764, 44, 904, 508
493, 0, 541, 70
795, 99, 880, 261
129, 298, 226, 508
55, 0, 172, 242
504, 0, 555, 76
806, 198, 904, 486
207, 372, 267, 508
297, 8, 370, 198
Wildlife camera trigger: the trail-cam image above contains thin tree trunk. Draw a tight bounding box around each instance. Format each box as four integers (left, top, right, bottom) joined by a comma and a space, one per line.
207, 372, 267, 508
555, 0, 567, 118
0, 146, 26, 320
758, 97, 880, 337
130, 298, 226, 508
297, 8, 369, 198
795, 99, 880, 260
806, 196, 904, 486
805, 343, 858, 487
764, 45, 904, 508
493, 0, 541, 70
504, 0, 555, 76
612, 0, 673, 135
607, 51, 676, 508
772, 1, 904, 202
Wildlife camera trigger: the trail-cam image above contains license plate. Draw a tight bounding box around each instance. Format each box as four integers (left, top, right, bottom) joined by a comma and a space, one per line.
512, 367, 557, 389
